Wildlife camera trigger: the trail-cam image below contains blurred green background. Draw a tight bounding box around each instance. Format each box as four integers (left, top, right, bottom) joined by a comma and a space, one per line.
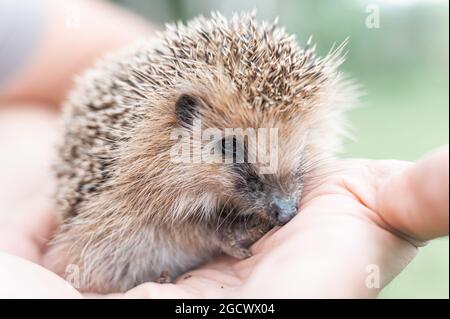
112, 0, 449, 298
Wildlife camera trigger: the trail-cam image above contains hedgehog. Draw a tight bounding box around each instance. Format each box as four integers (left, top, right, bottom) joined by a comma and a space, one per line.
45, 11, 356, 293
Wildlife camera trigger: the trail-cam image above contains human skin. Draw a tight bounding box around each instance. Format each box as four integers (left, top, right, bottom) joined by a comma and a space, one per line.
0, 109, 447, 298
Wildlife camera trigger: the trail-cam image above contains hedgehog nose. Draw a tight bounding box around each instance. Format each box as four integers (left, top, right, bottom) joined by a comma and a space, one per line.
270, 197, 298, 225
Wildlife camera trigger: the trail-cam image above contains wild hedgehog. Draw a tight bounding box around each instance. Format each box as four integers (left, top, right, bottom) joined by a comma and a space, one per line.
45, 12, 356, 293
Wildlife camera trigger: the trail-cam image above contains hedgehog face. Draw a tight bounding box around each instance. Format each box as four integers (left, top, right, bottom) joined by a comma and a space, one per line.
169, 87, 321, 225
171, 96, 300, 225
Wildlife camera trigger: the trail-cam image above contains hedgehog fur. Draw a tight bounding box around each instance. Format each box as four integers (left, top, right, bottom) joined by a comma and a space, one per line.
46, 11, 357, 293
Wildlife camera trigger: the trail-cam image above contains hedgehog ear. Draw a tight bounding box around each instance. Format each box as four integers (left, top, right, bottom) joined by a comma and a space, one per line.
175, 94, 202, 127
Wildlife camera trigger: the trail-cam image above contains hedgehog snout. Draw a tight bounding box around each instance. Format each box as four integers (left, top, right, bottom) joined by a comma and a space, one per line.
267, 194, 299, 225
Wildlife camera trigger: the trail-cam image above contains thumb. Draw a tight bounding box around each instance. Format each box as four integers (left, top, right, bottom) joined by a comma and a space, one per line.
377, 146, 449, 242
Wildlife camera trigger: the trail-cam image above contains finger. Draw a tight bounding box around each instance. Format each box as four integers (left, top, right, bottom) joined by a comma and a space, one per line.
0, 200, 58, 263
0, 252, 81, 298
10, 198, 58, 246
17, 200, 59, 252
377, 146, 449, 241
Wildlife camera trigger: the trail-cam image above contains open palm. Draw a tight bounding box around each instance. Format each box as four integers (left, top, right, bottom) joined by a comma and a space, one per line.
0, 146, 447, 298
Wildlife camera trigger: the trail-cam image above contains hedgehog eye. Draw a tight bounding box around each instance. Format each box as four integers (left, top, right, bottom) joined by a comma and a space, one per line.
175, 94, 201, 127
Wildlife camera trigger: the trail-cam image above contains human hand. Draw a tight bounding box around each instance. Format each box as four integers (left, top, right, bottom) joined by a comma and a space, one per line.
0, 207, 82, 298
0, 107, 80, 298
0, 119, 447, 298
123, 146, 449, 298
